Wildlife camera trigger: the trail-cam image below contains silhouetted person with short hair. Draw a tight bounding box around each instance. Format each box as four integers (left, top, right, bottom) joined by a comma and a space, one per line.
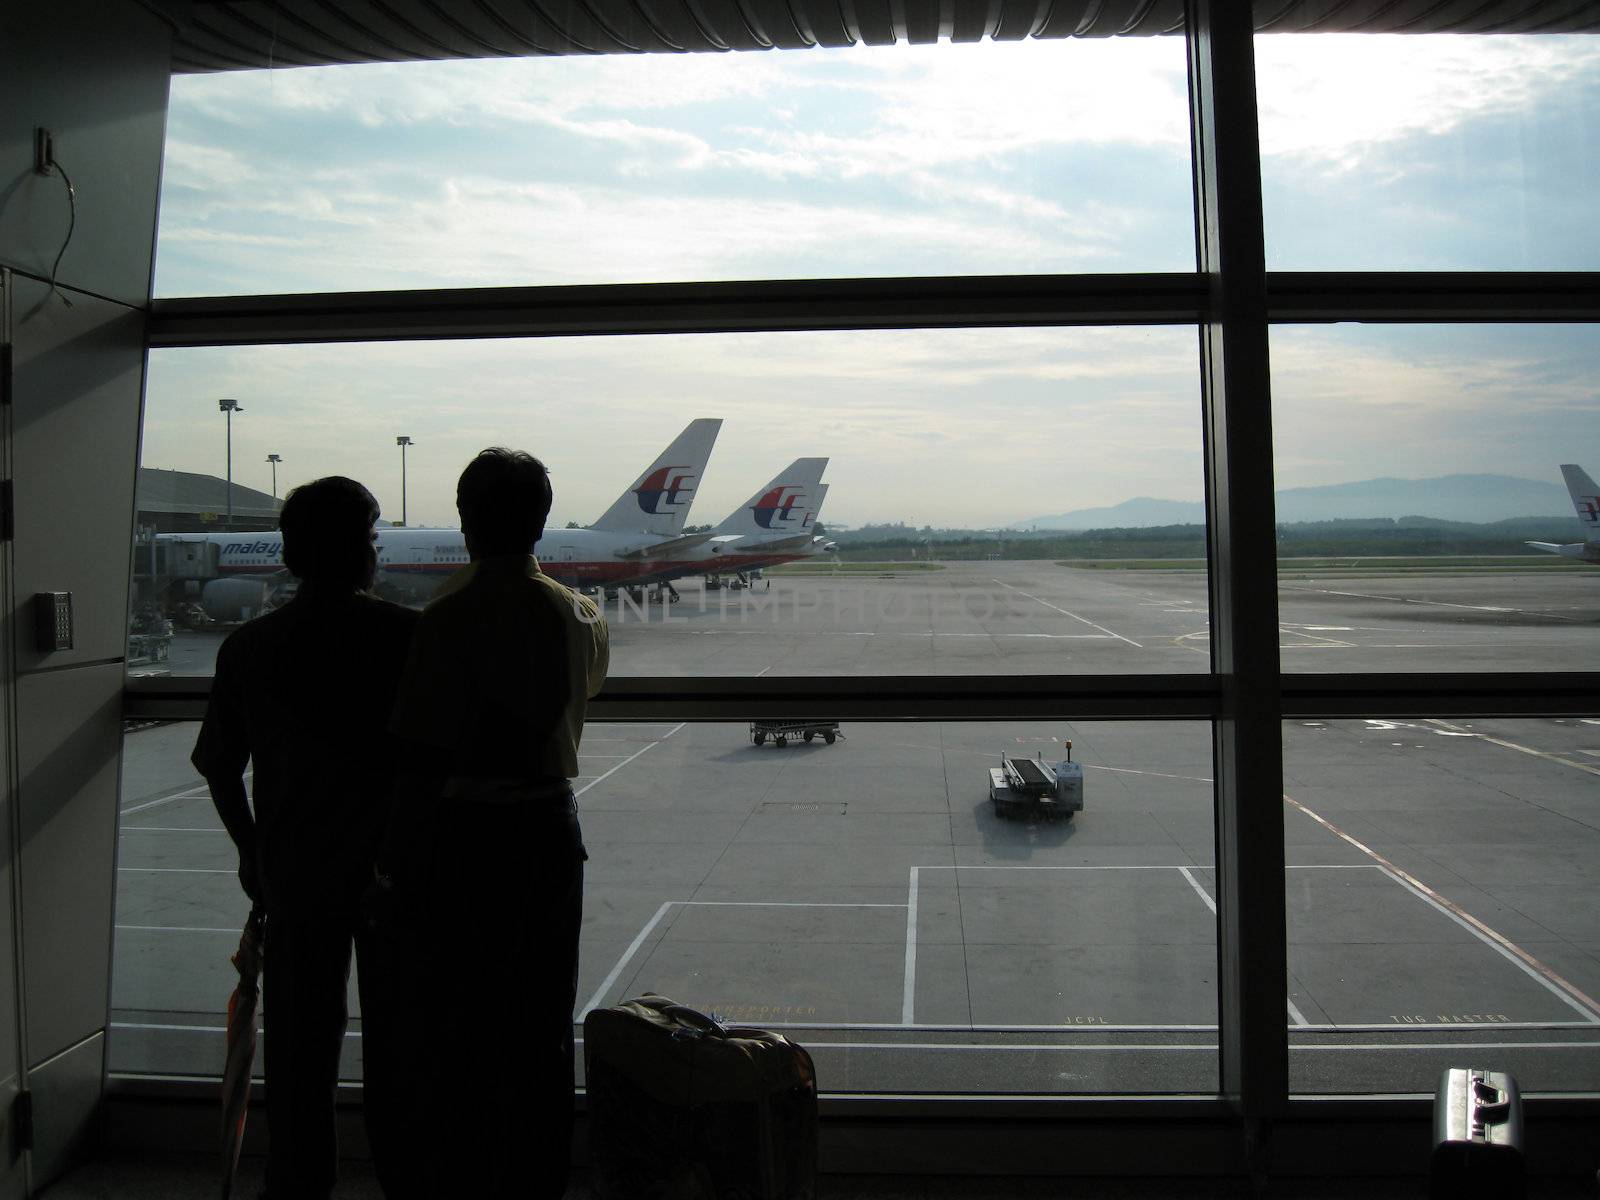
380, 448, 608, 1199
194, 476, 419, 1200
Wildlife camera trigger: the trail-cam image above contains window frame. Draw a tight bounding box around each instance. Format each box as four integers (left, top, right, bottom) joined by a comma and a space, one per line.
119, 0, 1600, 1153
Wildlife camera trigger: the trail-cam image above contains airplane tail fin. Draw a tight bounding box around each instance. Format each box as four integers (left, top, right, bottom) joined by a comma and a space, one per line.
1560, 464, 1600, 535
714, 458, 828, 537
590, 418, 722, 536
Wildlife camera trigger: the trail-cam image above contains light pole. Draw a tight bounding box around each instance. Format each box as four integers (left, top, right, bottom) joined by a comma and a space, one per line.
266, 453, 282, 500
219, 398, 242, 528
396, 436, 413, 526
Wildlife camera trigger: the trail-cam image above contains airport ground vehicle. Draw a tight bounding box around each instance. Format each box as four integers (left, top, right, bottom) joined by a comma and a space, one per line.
750, 719, 840, 746
989, 743, 1084, 819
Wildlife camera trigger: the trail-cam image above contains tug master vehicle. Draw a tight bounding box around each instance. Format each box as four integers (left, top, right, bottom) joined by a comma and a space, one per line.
989, 740, 1084, 820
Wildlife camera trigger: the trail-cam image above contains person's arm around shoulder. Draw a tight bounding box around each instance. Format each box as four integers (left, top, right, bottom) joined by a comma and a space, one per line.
191, 635, 261, 905
375, 605, 462, 903
576, 589, 609, 699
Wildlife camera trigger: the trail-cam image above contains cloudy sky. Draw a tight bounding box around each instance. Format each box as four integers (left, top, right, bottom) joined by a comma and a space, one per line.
143, 33, 1600, 528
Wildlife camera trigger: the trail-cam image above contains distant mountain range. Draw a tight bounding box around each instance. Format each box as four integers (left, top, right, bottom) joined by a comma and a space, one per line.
1018, 474, 1573, 530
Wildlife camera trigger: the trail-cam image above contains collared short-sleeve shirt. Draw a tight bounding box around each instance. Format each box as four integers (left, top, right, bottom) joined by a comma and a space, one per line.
389, 554, 608, 780
191, 592, 421, 904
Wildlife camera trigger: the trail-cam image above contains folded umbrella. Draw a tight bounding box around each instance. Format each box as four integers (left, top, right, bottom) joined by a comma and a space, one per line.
221, 906, 264, 1200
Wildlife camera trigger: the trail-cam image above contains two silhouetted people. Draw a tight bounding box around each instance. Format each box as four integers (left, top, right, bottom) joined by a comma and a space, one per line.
196, 453, 608, 1200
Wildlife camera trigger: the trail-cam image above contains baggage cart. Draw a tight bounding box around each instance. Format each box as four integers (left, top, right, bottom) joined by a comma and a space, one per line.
750, 720, 841, 747
989, 740, 1083, 820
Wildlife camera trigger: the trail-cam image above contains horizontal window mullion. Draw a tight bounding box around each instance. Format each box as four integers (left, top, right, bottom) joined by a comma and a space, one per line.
1267, 272, 1600, 323
123, 671, 1600, 724
147, 272, 1600, 348
146, 274, 1209, 347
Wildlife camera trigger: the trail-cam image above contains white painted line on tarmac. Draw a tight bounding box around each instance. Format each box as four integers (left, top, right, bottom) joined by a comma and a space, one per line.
1424, 719, 1600, 780
117, 867, 233, 874
116, 924, 237, 934
681, 901, 907, 908
110, 1021, 361, 1040
1284, 793, 1600, 1024
1178, 867, 1215, 915
121, 772, 250, 817
1083, 764, 1214, 784
574, 724, 684, 799
1180, 866, 1308, 1026
765, 1040, 1600, 1054
1280, 584, 1579, 621
902, 867, 920, 1026
119, 827, 226, 833
580, 901, 676, 1019
991, 580, 1142, 648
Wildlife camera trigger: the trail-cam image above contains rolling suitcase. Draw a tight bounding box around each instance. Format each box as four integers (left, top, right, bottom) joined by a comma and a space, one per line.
1431, 1068, 1524, 1200
584, 994, 818, 1200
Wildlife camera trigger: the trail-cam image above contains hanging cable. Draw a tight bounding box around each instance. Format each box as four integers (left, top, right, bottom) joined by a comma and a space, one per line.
47, 162, 77, 309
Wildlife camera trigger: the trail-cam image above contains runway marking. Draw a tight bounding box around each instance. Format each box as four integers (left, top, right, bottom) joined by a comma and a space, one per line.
108, 1021, 1599, 1057
1281, 584, 1580, 621
1284, 794, 1600, 1024
121, 773, 250, 817
116, 924, 237, 933
1180, 868, 1309, 1027
574, 723, 684, 799
119, 827, 226, 833
581, 901, 675, 1019
903, 868, 921, 1025
990, 580, 1142, 648
1280, 627, 1357, 649
1424, 719, 1600, 780
1084, 763, 1214, 784
583, 897, 900, 1021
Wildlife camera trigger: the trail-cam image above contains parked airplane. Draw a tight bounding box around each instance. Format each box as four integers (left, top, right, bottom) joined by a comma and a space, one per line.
1526, 464, 1600, 565
651, 460, 838, 591
160, 418, 723, 620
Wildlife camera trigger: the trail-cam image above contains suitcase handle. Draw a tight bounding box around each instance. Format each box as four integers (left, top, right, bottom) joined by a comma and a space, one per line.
662, 1004, 729, 1038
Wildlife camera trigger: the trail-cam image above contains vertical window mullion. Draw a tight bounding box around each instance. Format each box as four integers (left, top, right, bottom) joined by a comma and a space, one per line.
1185, 0, 1289, 1129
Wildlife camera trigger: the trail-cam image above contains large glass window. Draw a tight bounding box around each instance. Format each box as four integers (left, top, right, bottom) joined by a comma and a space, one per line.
125, 13, 1600, 1125
113, 717, 1219, 1094
1271, 324, 1600, 673
132, 328, 1209, 678
154, 40, 1196, 297
1282, 716, 1600, 1095
1257, 35, 1600, 270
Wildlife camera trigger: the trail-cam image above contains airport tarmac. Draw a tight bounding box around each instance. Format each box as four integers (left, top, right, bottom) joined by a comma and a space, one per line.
112, 561, 1600, 1096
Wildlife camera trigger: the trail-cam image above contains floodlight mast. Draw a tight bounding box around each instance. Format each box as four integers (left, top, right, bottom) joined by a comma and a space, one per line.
396, 436, 413, 526
218, 398, 242, 527
266, 453, 281, 500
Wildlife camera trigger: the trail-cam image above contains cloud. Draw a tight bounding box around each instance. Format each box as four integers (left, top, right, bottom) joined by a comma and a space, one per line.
1256, 34, 1600, 171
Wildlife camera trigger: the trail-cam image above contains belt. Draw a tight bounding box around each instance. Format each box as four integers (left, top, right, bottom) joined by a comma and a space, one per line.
443, 777, 575, 807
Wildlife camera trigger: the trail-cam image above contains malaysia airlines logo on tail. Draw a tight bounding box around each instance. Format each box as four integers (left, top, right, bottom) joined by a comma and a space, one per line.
1579, 495, 1599, 527
634, 467, 697, 516
752, 486, 807, 529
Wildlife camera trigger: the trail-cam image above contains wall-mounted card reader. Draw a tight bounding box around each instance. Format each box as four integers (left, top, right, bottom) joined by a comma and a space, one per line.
35, 592, 73, 652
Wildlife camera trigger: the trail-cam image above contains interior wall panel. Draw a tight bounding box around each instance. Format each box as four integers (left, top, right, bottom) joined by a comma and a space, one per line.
9, 278, 145, 675
16, 663, 122, 1069
23, 1032, 104, 1188
0, 0, 172, 308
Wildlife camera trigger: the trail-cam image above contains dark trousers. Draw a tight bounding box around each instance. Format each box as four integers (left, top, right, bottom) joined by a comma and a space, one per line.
262, 903, 411, 1200
261, 908, 350, 1200
422, 802, 586, 1200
